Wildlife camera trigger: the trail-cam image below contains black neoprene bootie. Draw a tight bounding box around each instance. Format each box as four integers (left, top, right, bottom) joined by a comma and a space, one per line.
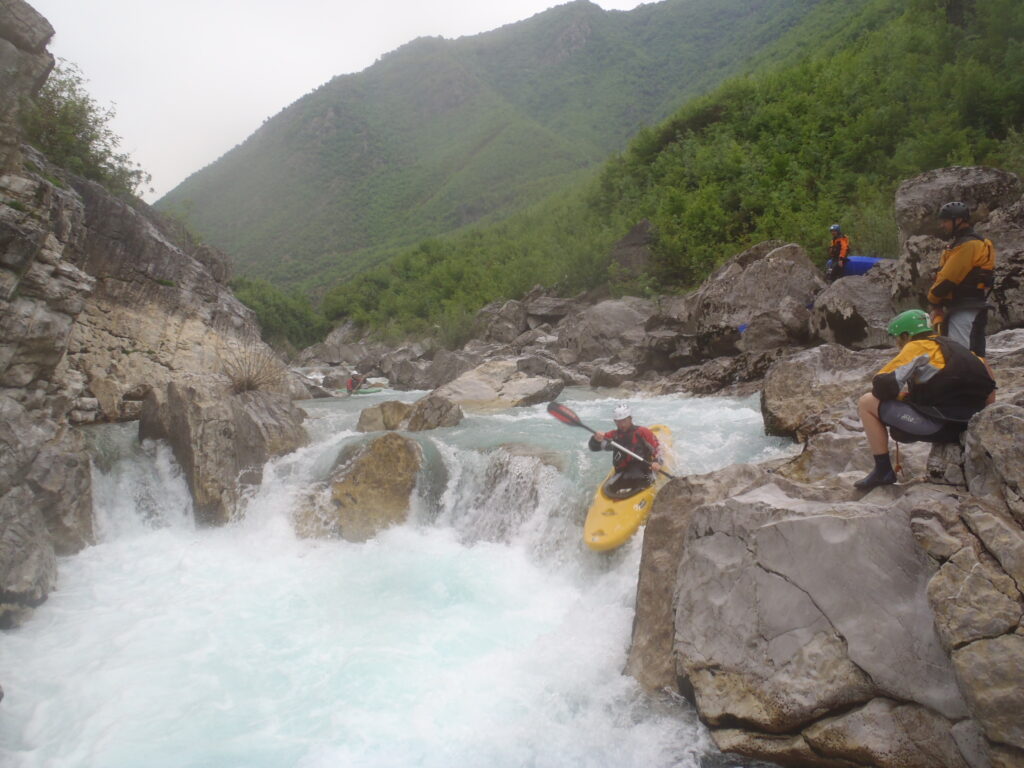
854, 453, 897, 490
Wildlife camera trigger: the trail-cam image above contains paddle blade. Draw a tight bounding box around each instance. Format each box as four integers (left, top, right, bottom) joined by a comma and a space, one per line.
547, 401, 583, 427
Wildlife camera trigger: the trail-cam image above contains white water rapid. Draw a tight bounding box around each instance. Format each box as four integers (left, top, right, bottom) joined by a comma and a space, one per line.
0, 390, 795, 768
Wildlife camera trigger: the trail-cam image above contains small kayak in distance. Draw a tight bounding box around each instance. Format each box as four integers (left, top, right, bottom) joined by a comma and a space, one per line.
583, 424, 673, 552
349, 387, 382, 395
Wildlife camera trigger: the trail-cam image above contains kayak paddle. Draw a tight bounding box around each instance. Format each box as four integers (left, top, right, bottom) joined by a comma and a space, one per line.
546, 401, 675, 479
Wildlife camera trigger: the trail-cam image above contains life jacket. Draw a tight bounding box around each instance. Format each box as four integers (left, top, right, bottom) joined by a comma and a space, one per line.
829, 235, 850, 262
908, 336, 994, 413
607, 425, 659, 470
945, 232, 995, 306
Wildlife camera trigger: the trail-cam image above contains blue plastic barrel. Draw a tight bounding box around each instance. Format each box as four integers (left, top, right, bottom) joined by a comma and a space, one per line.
843, 255, 886, 276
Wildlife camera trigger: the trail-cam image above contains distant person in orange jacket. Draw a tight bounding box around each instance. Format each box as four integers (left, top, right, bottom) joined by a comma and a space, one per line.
826, 223, 850, 282
927, 201, 996, 356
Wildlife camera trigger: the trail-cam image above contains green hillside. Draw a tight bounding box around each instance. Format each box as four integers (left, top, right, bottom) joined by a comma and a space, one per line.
157, 0, 832, 287
318, 0, 1024, 343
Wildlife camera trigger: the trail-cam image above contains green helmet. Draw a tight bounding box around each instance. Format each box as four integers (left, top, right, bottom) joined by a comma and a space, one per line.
887, 309, 932, 337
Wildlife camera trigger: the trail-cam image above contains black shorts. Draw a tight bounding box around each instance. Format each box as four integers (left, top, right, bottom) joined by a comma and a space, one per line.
878, 400, 966, 444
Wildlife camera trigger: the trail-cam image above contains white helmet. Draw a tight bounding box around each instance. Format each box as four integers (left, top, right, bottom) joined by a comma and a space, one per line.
613, 403, 632, 420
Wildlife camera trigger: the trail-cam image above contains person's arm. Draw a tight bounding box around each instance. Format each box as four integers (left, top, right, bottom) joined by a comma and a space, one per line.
872, 344, 932, 401
589, 433, 609, 452
838, 237, 850, 262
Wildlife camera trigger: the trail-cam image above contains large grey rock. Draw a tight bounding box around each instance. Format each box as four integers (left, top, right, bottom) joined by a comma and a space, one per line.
556, 297, 654, 363
964, 403, 1024, 524
811, 263, 898, 349
0, 486, 56, 629
0, 0, 54, 172
802, 698, 969, 768
474, 299, 528, 344
673, 483, 969, 739
406, 393, 462, 431
648, 242, 823, 362
894, 166, 1022, 240
433, 359, 562, 409
760, 344, 889, 439
139, 381, 308, 525
953, 635, 1024, 751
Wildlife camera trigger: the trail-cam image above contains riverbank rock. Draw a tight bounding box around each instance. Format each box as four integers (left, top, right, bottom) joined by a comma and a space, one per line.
810, 262, 898, 349
139, 381, 309, 525
407, 393, 463, 431
356, 400, 413, 432
894, 166, 1023, 240
556, 297, 654, 364
433, 359, 563, 409
760, 344, 889, 439
0, 0, 53, 173
295, 432, 422, 542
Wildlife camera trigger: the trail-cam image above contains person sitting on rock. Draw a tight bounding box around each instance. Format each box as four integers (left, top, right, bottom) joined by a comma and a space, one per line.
346, 371, 367, 393
854, 309, 995, 490
589, 403, 662, 495
928, 201, 996, 356
825, 223, 850, 282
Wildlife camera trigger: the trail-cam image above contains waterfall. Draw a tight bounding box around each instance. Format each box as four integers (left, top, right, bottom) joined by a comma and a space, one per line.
0, 391, 794, 768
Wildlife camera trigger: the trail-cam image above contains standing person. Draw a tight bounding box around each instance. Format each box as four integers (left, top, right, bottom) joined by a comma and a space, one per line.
346, 370, 366, 394
854, 309, 995, 490
588, 403, 662, 492
927, 201, 996, 356
826, 223, 850, 282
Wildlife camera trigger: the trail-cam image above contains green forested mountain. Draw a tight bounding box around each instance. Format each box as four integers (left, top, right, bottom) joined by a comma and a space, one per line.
318, 0, 1024, 343
156, 0, 839, 287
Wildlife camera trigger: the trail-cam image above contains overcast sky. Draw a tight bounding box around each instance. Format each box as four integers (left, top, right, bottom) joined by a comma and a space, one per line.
29, 0, 650, 201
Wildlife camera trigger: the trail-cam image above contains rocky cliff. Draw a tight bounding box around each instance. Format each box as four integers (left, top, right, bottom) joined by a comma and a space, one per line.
0, 0, 276, 627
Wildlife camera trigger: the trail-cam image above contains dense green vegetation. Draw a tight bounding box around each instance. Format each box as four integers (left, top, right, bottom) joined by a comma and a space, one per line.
20, 59, 151, 198
230, 277, 330, 353
319, 0, 1024, 342
156, 0, 833, 287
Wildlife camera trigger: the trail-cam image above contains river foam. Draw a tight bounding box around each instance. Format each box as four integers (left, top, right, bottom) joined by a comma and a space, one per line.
0, 392, 793, 768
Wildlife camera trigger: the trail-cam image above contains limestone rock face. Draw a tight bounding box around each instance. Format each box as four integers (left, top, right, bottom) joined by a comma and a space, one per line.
760, 344, 889, 439
406, 393, 463, 431
0, 486, 55, 629
474, 299, 528, 344
139, 382, 308, 525
296, 432, 422, 542
433, 359, 563, 409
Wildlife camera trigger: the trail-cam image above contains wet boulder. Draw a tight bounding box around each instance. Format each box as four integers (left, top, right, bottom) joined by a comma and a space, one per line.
295, 432, 422, 542
407, 393, 463, 432
139, 381, 309, 525
356, 400, 413, 432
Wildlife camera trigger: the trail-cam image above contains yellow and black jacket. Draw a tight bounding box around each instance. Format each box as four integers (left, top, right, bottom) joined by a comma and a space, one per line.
927, 229, 996, 309
872, 335, 994, 417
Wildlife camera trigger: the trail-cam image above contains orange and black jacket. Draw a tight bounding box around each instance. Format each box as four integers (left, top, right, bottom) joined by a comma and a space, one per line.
927, 229, 996, 310
829, 235, 850, 263
589, 425, 661, 471
871, 335, 994, 414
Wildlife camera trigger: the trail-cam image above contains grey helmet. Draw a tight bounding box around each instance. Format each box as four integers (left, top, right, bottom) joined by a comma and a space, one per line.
938, 201, 970, 221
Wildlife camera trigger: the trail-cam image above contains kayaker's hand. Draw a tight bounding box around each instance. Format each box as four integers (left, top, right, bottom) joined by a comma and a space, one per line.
594, 432, 606, 441
651, 462, 662, 474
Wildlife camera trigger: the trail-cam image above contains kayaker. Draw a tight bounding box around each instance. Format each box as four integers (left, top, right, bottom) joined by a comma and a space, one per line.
346, 371, 367, 393
927, 201, 996, 356
588, 403, 662, 489
854, 309, 995, 490
825, 224, 850, 282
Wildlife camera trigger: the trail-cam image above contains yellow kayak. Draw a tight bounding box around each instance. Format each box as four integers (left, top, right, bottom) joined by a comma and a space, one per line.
583, 424, 672, 552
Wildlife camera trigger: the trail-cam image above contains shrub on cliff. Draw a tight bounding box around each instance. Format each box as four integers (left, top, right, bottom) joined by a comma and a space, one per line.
20, 59, 151, 198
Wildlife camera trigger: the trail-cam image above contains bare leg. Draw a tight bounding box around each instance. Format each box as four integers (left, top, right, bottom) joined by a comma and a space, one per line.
857, 393, 889, 455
